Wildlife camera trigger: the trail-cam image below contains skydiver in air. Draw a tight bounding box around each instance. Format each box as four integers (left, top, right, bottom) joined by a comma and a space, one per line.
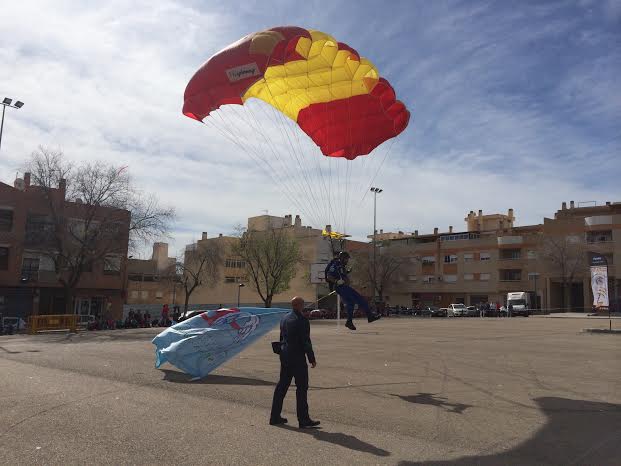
325, 251, 381, 331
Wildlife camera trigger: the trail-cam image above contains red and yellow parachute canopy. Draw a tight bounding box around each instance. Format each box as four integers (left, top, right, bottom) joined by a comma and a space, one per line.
183, 26, 410, 160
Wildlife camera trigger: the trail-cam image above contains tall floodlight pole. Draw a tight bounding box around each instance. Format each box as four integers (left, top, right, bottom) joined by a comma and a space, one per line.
370, 187, 383, 304
0, 97, 25, 152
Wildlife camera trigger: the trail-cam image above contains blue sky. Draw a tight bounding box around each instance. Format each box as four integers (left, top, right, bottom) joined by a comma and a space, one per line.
1, 0, 619, 257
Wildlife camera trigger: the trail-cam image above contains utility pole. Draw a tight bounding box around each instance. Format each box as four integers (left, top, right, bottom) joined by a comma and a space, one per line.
370, 187, 383, 304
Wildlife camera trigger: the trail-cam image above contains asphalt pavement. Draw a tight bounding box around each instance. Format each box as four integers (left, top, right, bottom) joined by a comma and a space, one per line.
0, 317, 619, 465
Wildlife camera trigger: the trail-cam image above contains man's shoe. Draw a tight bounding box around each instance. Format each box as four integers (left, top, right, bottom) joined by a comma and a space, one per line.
269, 417, 288, 425
299, 419, 321, 429
345, 320, 356, 330
368, 313, 382, 323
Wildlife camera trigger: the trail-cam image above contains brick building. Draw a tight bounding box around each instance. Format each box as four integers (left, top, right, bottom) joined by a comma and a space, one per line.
185, 214, 364, 308
375, 202, 620, 312
126, 242, 178, 307
0, 173, 130, 321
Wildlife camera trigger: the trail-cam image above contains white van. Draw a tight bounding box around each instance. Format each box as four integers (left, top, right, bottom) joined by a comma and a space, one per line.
506, 292, 531, 317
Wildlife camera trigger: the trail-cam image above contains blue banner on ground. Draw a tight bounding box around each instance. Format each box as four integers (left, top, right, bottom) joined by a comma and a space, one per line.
152, 307, 288, 379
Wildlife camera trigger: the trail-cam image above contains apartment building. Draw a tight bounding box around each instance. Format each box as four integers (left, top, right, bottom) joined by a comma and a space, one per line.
126, 242, 179, 306
0, 174, 130, 321
380, 202, 620, 312
186, 214, 344, 308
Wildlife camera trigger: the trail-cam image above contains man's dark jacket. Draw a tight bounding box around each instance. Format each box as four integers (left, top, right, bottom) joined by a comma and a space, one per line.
278, 310, 315, 366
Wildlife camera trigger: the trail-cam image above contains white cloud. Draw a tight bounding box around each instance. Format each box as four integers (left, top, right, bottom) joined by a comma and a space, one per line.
1, 1, 619, 258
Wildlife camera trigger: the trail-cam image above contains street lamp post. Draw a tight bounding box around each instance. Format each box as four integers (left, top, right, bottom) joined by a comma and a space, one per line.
0, 97, 24, 152
370, 187, 383, 304
237, 283, 245, 308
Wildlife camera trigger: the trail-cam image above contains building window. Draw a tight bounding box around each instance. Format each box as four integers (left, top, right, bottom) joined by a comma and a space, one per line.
141, 291, 148, 299
423, 275, 435, 284
500, 249, 521, 260
463, 273, 474, 281
444, 275, 457, 283
225, 258, 246, 268
480, 252, 491, 261
0, 247, 8, 270
422, 256, 435, 265
480, 273, 491, 281
155, 291, 163, 299
0, 209, 13, 232
22, 256, 40, 280
444, 254, 458, 263
500, 269, 522, 281
103, 255, 121, 275
408, 275, 417, 281
130, 290, 139, 299
527, 250, 538, 260
440, 233, 479, 241
25, 214, 55, 245
463, 253, 474, 262
586, 230, 613, 243
225, 276, 246, 283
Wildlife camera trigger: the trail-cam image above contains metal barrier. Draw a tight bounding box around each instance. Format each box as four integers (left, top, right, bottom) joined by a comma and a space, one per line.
28, 314, 78, 334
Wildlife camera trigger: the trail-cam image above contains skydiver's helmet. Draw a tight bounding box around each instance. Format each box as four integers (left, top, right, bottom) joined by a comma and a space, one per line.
339, 251, 350, 260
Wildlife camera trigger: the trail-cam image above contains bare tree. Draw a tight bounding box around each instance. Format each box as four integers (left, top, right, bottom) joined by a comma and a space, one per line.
541, 234, 586, 311
351, 245, 407, 302
178, 241, 223, 313
24, 147, 175, 314
234, 227, 300, 308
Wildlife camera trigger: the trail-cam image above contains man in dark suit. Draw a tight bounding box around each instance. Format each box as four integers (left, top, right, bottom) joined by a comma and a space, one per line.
270, 296, 320, 429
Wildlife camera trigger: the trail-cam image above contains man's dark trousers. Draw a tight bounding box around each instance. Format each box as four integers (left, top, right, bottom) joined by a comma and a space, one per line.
336, 284, 371, 321
270, 361, 309, 423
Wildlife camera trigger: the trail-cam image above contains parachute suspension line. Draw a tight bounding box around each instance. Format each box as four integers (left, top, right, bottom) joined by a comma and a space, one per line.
247, 78, 318, 223
344, 158, 353, 236
262, 103, 324, 228
342, 67, 356, 235
204, 112, 319, 228
232, 102, 323, 228
243, 99, 325, 229
203, 117, 315, 227
291, 105, 334, 230
259, 77, 327, 229
358, 138, 396, 206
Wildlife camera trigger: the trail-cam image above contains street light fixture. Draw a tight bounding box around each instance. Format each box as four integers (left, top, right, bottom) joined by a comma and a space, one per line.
237, 283, 245, 308
370, 187, 383, 304
1, 96, 25, 152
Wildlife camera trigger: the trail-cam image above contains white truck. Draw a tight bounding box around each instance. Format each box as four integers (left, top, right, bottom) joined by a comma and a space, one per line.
506, 292, 531, 317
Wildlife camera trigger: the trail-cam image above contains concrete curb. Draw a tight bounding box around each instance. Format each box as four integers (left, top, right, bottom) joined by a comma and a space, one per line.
582, 328, 621, 334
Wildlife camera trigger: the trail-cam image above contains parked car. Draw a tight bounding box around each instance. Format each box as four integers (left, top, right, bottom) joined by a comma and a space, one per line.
1, 316, 27, 334
309, 309, 324, 320
466, 306, 478, 317
448, 303, 467, 317
1, 316, 27, 330
415, 307, 431, 317
430, 307, 447, 317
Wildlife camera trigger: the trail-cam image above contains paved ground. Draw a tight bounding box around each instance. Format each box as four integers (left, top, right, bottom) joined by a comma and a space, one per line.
0, 317, 619, 465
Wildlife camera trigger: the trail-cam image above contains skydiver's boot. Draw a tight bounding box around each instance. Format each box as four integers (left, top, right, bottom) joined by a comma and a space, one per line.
345, 320, 356, 330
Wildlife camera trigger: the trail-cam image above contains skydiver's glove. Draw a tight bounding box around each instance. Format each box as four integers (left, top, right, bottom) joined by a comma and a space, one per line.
336, 279, 345, 286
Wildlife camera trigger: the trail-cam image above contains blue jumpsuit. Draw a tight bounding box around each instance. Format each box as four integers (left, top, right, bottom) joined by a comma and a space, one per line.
325, 259, 372, 321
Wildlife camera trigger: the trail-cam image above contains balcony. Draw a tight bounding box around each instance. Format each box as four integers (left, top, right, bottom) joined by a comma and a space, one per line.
585, 216, 613, 227
497, 236, 523, 246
